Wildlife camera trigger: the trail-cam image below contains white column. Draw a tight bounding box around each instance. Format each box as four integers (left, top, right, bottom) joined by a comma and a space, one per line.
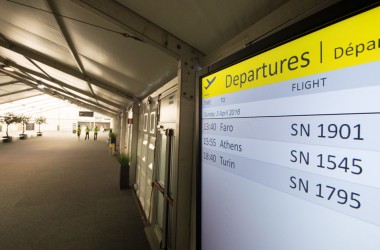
120, 108, 127, 154
130, 102, 139, 186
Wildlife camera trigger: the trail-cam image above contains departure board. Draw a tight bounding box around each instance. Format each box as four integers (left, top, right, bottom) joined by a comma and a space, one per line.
200, 5, 380, 250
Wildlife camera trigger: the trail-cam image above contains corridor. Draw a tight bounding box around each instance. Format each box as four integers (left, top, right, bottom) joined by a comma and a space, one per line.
0, 132, 150, 249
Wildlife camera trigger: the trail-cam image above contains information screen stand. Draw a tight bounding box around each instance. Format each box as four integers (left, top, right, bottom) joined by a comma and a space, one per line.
198, 2, 380, 250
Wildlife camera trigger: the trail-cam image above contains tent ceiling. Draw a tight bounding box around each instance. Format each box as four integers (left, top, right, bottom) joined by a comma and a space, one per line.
0, 0, 340, 115
115, 0, 290, 55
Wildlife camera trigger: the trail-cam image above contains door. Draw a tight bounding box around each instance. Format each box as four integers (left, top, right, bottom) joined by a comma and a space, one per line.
136, 97, 158, 216
151, 91, 177, 249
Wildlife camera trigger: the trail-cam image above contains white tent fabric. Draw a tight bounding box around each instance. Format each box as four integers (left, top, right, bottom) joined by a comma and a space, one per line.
0, 0, 339, 115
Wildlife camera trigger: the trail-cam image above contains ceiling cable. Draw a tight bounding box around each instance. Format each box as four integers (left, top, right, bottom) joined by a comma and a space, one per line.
7, 0, 143, 41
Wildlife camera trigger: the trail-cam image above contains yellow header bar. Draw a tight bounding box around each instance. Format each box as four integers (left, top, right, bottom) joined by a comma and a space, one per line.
202, 6, 380, 99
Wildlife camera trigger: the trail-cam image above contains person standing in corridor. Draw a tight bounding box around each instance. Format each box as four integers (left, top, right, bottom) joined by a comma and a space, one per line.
85, 126, 90, 140
77, 127, 81, 140
94, 126, 99, 140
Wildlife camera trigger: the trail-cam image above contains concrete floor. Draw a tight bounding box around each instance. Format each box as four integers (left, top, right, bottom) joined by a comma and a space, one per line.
0, 132, 150, 250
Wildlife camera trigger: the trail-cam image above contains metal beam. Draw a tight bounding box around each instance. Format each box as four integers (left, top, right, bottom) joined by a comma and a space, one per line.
44, 82, 119, 113
0, 97, 47, 112
43, 83, 117, 112
0, 102, 62, 115
47, 0, 85, 74
53, 91, 116, 117
56, 93, 116, 117
18, 104, 73, 117
6, 70, 119, 114
0, 68, 116, 117
0, 87, 35, 97
0, 80, 20, 87
0, 33, 135, 100
71, 0, 204, 61
23, 56, 77, 97
0, 98, 62, 113
25, 103, 68, 115
0, 57, 126, 109
0, 93, 43, 105
46, 0, 99, 104
25, 57, 53, 81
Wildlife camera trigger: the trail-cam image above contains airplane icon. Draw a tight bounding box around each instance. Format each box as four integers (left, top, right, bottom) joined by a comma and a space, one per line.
205, 76, 216, 90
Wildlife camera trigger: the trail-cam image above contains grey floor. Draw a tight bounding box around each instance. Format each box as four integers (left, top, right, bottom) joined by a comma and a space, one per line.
0, 132, 151, 250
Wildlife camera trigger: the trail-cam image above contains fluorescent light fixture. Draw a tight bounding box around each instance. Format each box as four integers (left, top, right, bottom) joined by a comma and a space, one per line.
37, 82, 44, 89
1, 64, 14, 71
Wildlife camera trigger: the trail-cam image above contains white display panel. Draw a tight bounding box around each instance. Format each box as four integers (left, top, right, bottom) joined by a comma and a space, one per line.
200, 5, 380, 250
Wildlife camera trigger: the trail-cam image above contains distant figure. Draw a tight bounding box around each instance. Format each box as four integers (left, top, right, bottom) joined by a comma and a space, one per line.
94, 126, 99, 140
77, 127, 81, 140
85, 126, 90, 140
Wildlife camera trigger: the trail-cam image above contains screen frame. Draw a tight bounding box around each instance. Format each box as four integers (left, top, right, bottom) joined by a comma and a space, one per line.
195, 0, 380, 249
